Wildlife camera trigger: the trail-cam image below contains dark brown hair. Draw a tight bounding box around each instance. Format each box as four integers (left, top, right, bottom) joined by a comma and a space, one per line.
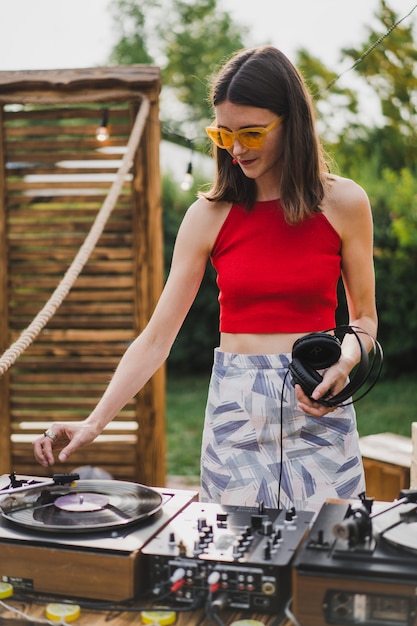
202, 46, 329, 223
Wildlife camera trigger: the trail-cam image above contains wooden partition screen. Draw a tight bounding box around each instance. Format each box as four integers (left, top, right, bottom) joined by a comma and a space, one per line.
0, 66, 165, 486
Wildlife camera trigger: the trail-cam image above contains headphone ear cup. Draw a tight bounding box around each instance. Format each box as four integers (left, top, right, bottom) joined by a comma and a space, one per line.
292, 332, 341, 369
289, 358, 323, 398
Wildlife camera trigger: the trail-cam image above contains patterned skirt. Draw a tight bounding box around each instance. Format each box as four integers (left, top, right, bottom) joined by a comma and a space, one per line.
200, 349, 365, 513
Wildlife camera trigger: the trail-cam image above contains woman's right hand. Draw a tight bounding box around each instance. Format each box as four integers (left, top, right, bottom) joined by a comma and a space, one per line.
32, 420, 101, 468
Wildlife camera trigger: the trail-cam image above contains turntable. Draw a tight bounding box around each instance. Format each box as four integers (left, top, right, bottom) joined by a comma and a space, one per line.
292, 492, 417, 626
0, 473, 198, 601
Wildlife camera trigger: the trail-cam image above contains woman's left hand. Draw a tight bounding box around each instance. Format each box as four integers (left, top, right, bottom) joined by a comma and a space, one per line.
294, 362, 350, 417
294, 384, 337, 416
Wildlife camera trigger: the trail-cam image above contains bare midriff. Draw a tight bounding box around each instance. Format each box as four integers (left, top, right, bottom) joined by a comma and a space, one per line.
219, 332, 307, 355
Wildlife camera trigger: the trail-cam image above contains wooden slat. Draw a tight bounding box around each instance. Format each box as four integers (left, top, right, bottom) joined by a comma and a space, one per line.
0, 105, 12, 470
131, 98, 166, 487
6, 122, 132, 138
11, 440, 138, 481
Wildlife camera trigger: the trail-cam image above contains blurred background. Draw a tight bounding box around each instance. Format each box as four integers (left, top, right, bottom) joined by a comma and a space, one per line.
1, 0, 416, 478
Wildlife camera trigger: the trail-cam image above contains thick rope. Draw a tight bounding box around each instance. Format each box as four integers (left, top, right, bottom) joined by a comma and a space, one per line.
0, 95, 150, 377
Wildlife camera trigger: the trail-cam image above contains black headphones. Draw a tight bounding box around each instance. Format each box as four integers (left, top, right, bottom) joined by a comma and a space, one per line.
289, 325, 383, 407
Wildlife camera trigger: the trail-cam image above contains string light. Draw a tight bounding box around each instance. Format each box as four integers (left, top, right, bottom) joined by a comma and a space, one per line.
180, 160, 194, 191
96, 109, 109, 141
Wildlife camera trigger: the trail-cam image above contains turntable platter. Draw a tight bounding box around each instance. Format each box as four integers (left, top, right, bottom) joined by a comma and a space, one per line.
372, 502, 417, 555
0, 479, 163, 533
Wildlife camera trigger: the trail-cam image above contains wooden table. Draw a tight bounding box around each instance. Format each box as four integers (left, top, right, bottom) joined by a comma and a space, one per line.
0, 594, 292, 625
359, 432, 412, 501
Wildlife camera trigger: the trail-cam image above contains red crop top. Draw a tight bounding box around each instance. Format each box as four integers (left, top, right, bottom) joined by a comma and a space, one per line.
210, 199, 342, 333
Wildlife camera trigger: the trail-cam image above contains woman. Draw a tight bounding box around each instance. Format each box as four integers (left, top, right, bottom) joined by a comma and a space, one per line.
33, 46, 377, 513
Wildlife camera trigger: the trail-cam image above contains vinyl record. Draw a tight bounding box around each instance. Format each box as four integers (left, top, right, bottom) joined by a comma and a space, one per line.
0, 479, 163, 533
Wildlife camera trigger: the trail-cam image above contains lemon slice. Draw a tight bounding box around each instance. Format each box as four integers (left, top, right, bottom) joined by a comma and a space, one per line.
45, 603, 81, 623
141, 609, 177, 625
0, 582, 13, 599
230, 621, 266, 626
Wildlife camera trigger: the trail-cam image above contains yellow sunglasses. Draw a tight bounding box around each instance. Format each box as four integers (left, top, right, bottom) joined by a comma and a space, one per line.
205, 115, 284, 150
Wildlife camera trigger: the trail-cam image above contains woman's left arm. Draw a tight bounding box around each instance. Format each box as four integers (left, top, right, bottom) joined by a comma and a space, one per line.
296, 176, 378, 416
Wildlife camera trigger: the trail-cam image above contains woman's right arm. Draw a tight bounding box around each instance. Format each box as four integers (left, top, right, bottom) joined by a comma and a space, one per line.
33, 197, 226, 467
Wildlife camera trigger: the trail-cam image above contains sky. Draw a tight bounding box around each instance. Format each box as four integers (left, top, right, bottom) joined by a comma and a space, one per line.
0, 0, 415, 74
0, 0, 415, 181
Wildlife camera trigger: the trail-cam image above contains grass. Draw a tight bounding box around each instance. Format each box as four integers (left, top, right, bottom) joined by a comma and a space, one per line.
355, 374, 416, 437
166, 374, 209, 476
166, 373, 416, 476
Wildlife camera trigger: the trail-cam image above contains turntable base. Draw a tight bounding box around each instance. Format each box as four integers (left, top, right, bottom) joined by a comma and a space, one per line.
0, 476, 197, 602
293, 500, 417, 626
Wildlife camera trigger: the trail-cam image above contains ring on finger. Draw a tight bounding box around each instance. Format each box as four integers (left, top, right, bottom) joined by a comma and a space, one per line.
44, 429, 58, 443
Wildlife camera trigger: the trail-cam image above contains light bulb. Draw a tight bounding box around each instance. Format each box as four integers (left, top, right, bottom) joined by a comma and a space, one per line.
180, 162, 193, 191
96, 126, 109, 141
96, 110, 109, 141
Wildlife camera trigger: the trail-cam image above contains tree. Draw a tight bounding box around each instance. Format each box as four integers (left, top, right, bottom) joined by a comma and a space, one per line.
340, 0, 417, 170
109, 0, 247, 141
162, 0, 245, 127
109, 0, 156, 65
295, 48, 359, 143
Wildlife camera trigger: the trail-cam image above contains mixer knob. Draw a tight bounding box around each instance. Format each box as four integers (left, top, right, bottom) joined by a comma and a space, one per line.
242, 525, 253, 539
168, 532, 176, 546
285, 506, 297, 521
262, 519, 273, 535
232, 541, 241, 560
263, 540, 272, 560
251, 513, 269, 530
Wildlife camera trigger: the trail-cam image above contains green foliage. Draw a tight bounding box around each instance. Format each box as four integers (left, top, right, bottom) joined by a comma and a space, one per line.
295, 49, 359, 142
340, 1, 417, 170
108, 0, 156, 64
109, 0, 247, 142
162, 0, 246, 126
336, 157, 417, 374
372, 169, 417, 372
161, 174, 219, 375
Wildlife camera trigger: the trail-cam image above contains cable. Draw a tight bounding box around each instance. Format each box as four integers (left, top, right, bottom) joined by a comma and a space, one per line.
278, 368, 291, 509
0, 599, 66, 625
204, 573, 228, 626
284, 597, 303, 626
314, 3, 417, 98
10, 590, 203, 616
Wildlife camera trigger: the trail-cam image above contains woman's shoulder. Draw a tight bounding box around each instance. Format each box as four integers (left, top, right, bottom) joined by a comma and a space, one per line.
188, 195, 232, 214
183, 196, 232, 229
323, 173, 370, 210
321, 174, 372, 237
176, 197, 232, 250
